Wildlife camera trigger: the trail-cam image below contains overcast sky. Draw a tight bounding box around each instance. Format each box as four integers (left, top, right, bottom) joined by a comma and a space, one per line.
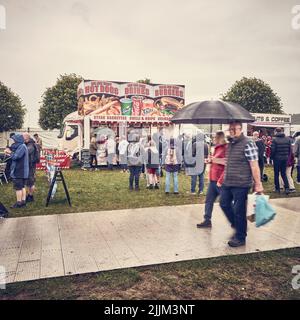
0, 0, 300, 127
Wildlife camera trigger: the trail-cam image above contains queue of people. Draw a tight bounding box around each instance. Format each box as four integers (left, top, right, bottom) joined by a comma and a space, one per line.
252, 127, 299, 193
3, 126, 299, 248
88, 123, 298, 248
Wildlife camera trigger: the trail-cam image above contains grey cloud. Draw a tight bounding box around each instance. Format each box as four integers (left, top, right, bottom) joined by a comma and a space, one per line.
0, 0, 300, 127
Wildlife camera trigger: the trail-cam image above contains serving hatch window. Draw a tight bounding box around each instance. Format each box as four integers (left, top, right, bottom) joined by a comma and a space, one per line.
66, 125, 79, 141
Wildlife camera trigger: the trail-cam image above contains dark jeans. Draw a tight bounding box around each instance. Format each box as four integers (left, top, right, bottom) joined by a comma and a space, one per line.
273, 159, 289, 190
90, 154, 97, 168
297, 166, 300, 183
258, 157, 264, 180
220, 186, 249, 241
191, 173, 204, 193
204, 181, 221, 222
129, 166, 142, 189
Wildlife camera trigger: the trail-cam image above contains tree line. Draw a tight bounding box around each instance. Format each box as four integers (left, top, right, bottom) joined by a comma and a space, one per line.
0, 76, 284, 132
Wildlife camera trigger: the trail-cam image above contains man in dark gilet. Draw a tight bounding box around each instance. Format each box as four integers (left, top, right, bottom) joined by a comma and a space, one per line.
220, 121, 264, 247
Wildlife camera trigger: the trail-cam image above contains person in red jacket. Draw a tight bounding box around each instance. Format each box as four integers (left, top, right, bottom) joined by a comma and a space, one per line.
197, 131, 227, 228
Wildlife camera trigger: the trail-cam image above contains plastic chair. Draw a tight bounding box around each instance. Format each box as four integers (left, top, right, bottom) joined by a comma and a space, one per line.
0, 163, 8, 185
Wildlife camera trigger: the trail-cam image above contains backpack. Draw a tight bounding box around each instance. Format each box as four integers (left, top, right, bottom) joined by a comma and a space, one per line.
127, 143, 141, 166
184, 141, 197, 168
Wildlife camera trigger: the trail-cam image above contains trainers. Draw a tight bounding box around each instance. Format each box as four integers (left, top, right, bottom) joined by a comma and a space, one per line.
228, 237, 246, 247
198, 191, 204, 195
0, 212, 8, 219
174, 192, 179, 195
10, 202, 23, 209
165, 192, 169, 195
21, 200, 26, 207
196, 220, 212, 228
26, 195, 34, 202
285, 188, 290, 195
289, 189, 296, 193
154, 184, 159, 189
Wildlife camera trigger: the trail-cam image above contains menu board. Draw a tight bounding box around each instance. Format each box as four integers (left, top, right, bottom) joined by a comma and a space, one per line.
77, 80, 185, 121
36, 149, 71, 170
81, 149, 91, 169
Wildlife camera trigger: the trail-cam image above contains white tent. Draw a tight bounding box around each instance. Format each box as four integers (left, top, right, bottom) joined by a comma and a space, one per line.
0, 127, 60, 149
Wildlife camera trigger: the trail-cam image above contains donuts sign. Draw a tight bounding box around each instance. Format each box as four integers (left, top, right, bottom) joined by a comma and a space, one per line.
77, 80, 185, 120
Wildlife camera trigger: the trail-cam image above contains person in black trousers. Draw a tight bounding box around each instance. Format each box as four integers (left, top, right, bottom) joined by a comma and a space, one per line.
253, 131, 265, 181
270, 127, 291, 194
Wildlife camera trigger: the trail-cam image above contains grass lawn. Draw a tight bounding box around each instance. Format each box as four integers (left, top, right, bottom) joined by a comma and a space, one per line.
1, 248, 299, 300
0, 166, 299, 300
1, 166, 299, 218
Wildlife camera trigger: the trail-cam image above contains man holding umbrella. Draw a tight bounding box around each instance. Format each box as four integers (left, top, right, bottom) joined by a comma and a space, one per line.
220, 121, 264, 247
171, 100, 263, 247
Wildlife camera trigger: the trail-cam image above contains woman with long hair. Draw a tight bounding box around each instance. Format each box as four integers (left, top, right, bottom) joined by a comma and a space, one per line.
197, 131, 227, 228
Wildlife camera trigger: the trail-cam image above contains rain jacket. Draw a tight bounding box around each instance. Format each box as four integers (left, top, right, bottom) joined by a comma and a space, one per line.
209, 143, 227, 184
10, 134, 29, 179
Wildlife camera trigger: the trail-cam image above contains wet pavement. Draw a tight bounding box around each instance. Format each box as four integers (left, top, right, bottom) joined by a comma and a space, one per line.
0, 198, 299, 284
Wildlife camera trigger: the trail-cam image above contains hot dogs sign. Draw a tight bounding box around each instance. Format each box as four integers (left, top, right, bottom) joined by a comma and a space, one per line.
77, 80, 185, 121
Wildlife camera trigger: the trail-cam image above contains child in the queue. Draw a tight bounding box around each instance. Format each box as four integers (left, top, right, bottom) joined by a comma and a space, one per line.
144, 139, 160, 189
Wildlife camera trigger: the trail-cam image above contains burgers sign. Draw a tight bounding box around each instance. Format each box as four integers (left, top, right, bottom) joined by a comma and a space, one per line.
77, 80, 185, 122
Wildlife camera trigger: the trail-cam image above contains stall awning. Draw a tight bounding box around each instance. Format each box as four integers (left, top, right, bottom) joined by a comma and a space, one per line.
249, 123, 291, 128
91, 114, 172, 126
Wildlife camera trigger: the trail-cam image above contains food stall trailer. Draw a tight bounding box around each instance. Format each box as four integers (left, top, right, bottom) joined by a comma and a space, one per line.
58, 80, 185, 167
247, 113, 292, 137
221, 113, 292, 137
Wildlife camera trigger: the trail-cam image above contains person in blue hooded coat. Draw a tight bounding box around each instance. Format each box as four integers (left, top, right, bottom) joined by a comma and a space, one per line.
4, 134, 29, 208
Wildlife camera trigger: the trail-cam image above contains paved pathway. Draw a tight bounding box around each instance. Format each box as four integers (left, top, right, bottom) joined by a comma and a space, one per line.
0, 198, 299, 284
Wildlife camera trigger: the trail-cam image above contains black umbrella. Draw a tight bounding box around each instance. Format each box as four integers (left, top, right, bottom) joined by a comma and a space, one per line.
171, 100, 255, 125
171, 100, 255, 150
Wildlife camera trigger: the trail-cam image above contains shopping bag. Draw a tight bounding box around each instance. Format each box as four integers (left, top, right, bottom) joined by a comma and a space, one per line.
247, 193, 270, 223
255, 194, 276, 227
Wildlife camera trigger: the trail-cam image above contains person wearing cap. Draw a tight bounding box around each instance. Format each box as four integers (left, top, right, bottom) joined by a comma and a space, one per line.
4, 134, 29, 208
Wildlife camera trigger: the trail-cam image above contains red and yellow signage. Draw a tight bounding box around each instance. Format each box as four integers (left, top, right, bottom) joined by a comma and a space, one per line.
77, 80, 185, 122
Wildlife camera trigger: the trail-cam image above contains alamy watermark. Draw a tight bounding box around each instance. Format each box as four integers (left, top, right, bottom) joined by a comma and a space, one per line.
0, 266, 6, 290
0, 4, 6, 30
292, 265, 300, 290
292, 5, 300, 30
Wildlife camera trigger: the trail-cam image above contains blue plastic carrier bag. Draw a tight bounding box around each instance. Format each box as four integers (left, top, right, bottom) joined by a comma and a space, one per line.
255, 194, 276, 227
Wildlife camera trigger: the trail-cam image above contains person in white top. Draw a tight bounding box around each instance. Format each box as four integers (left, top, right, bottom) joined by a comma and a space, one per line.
107, 136, 116, 170
118, 136, 129, 172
